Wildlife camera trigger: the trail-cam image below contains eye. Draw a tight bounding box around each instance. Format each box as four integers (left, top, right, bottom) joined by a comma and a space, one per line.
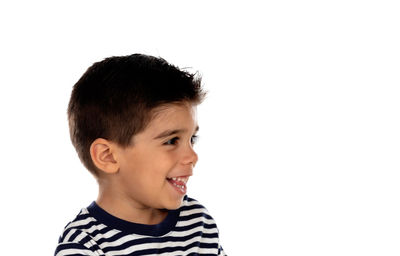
164, 137, 179, 146
191, 135, 199, 145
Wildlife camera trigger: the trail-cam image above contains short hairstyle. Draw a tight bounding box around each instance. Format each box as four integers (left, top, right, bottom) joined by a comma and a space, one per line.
67, 54, 205, 176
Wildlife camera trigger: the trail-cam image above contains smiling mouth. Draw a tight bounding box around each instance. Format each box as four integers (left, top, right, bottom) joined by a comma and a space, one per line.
166, 177, 189, 194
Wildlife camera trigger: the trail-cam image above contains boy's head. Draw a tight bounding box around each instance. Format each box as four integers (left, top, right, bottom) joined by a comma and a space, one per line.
68, 54, 205, 177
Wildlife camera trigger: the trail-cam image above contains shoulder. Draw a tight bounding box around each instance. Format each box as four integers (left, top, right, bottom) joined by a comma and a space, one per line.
57, 207, 94, 244
181, 196, 210, 213
179, 196, 219, 227
55, 207, 104, 255
178, 196, 225, 254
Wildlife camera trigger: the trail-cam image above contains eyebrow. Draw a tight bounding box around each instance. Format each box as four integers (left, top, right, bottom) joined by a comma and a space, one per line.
153, 126, 199, 140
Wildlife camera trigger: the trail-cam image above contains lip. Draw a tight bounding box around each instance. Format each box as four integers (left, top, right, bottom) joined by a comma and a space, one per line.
166, 176, 190, 195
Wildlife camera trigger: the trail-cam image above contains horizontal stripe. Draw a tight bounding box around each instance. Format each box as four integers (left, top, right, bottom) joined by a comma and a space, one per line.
65, 216, 97, 229
56, 248, 97, 256
100, 229, 219, 253
104, 238, 218, 256
55, 242, 95, 255
177, 215, 215, 227
180, 207, 208, 217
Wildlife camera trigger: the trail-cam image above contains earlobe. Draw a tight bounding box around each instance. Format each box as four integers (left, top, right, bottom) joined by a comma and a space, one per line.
90, 138, 119, 174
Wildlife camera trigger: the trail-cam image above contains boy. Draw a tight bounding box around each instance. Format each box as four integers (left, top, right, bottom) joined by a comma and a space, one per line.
55, 54, 226, 256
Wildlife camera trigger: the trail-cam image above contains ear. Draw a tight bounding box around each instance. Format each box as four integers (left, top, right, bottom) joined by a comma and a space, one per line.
90, 138, 119, 174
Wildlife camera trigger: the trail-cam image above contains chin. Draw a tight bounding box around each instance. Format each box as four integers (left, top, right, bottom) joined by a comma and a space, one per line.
163, 197, 184, 210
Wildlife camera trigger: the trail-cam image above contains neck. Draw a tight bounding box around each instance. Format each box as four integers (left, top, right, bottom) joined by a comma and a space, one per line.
96, 183, 168, 225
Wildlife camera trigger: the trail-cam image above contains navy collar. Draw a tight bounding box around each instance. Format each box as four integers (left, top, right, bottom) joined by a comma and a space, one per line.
87, 201, 181, 236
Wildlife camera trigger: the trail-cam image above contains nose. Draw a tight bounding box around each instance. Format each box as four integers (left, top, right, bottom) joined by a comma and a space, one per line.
182, 144, 198, 167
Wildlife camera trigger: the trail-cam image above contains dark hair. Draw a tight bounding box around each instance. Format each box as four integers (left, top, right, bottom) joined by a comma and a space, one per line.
68, 54, 205, 176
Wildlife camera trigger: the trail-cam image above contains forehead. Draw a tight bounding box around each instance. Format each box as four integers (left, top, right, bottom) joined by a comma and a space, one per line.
146, 103, 198, 132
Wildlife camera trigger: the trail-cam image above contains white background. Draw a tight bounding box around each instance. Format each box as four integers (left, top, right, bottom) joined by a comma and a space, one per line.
1, 1, 399, 255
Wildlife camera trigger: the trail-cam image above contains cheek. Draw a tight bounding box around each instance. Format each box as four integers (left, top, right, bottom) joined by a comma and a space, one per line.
136, 151, 178, 178
154, 152, 178, 174
152, 149, 182, 178
122, 149, 179, 181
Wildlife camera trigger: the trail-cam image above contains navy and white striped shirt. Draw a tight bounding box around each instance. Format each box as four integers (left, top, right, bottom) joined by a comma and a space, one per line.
55, 196, 226, 256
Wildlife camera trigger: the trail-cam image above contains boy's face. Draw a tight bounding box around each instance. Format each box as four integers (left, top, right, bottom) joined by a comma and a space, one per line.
114, 103, 199, 210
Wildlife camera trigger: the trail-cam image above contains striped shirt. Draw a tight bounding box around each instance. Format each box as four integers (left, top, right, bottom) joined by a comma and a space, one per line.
55, 196, 226, 256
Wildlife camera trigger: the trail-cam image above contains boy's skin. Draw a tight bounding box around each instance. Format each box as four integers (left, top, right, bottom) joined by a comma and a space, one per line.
90, 102, 199, 225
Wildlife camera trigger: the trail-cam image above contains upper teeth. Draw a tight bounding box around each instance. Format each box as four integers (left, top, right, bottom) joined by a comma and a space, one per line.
170, 177, 188, 184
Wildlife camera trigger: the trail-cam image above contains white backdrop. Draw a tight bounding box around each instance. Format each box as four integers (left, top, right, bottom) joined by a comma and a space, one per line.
1, 1, 399, 255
